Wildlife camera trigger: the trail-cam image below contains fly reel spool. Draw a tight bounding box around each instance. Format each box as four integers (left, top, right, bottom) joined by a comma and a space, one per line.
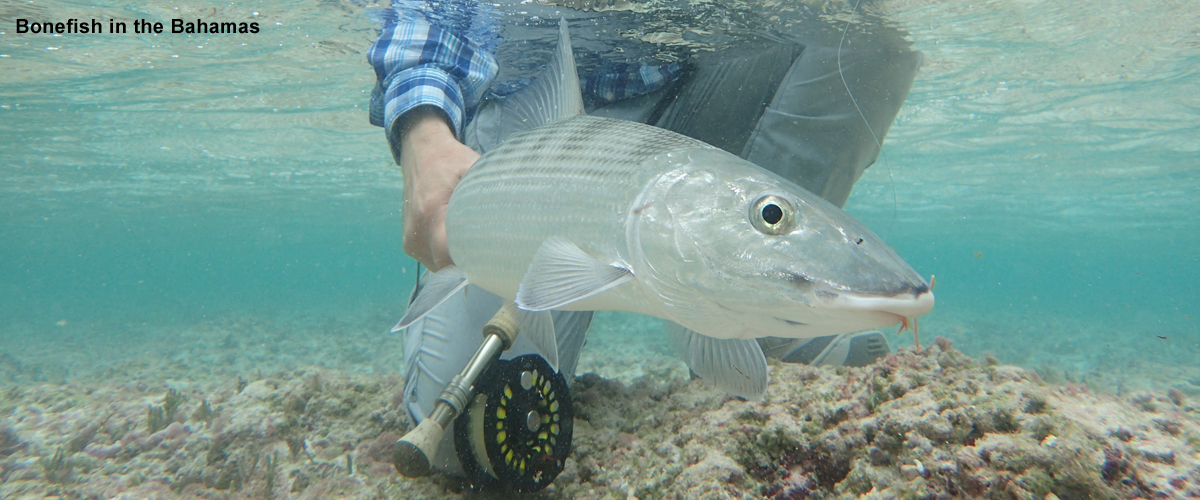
454, 354, 573, 492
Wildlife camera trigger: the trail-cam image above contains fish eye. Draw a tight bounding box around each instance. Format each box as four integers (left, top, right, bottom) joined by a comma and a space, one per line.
749, 194, 795, 235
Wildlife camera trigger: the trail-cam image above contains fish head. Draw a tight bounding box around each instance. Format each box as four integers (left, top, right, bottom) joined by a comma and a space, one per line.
633, 149, 933, 339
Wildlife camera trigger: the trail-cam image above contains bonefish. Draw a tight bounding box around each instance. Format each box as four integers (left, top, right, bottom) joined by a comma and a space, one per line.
395, 19, 933, 398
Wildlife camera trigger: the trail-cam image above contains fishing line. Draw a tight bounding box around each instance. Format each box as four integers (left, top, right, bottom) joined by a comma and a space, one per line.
836, 0, 897, 241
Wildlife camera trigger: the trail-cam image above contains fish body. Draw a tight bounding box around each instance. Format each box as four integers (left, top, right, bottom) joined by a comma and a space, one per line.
447, 113, 932, 340
395, 19, 931, 396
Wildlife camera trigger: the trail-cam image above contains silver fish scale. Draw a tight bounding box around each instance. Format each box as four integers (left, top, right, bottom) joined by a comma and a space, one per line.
446, 114, 708, 296
480, 114, 705, 168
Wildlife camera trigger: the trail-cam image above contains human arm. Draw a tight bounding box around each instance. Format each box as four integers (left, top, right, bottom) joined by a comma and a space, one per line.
395, 106, 479, 270
367, 14, 498, 270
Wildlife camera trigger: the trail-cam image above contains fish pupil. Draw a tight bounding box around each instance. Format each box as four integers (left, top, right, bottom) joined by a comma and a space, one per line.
762, 204, 783, 225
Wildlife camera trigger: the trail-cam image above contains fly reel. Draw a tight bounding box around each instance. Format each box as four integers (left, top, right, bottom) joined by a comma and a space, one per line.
454, 354, 573, 492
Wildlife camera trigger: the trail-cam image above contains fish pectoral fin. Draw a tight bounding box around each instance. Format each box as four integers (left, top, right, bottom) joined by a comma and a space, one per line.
392, 266, 469, 333
666, 323, 768, 400
516, 237, 634, 311
516, 309, 560, 373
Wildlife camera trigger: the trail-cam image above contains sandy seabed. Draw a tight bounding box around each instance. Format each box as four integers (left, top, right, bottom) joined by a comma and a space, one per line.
1, 313, 1199, 500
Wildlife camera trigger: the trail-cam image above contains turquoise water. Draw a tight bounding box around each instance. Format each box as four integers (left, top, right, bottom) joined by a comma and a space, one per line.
2, 0, 1198, 392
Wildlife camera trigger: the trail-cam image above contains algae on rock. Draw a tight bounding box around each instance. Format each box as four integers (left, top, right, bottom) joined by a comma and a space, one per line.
146, 388, 187, 434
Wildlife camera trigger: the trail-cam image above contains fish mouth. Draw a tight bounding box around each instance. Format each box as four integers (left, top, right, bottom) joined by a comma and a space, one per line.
766, 285, 933, 334
819, 286, 935, 319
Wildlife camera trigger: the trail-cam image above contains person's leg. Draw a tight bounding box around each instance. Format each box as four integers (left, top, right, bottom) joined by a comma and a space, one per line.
400, 282, 500, 476
741, 45, 922, 208
401, 271, 592, 477
652, 42, 802, 155
758, 331, 892, 367
646, 42, 921, 207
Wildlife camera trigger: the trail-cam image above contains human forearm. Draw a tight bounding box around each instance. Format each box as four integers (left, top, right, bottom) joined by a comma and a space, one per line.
395, 106, 480, 271
366, 13, 498, 269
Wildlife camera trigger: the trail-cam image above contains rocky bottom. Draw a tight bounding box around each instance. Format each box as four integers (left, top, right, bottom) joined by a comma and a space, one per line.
1, 337, 1197, 499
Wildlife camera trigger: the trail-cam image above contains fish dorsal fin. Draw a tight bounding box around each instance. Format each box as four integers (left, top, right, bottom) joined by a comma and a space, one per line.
506, 18, 585, 127
520, 17, 584, 126
464, 18, 585, 151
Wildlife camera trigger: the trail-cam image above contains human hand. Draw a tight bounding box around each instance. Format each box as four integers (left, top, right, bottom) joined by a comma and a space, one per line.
396, 107, 480, 271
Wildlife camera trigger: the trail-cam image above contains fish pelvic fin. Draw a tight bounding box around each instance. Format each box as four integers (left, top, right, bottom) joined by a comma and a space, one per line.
392, 266, 469, 333
516, 237, 633, 311
666, 323, 768, 400
516, 309, 560, 373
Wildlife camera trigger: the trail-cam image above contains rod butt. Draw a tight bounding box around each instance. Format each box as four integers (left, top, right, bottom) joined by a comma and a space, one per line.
393, 418, 444, 477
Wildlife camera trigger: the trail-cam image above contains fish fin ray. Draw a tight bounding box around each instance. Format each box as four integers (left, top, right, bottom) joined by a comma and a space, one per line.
516, 238, 633, 311
551, 310, 593, 379
499, 17, 585, 136
516, 309, 560, 372
666, 323, 768, 400
392, 267, 469, 332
